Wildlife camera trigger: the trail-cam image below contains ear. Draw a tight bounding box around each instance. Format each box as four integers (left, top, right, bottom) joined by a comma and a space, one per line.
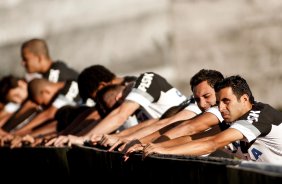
37, 54, 45, 63
99, 82, 107, 88
241, 94, 249, 103
115, 91, 123, 101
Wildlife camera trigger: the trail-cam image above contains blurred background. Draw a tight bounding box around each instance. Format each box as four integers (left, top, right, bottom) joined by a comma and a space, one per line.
1, 0, 282, 107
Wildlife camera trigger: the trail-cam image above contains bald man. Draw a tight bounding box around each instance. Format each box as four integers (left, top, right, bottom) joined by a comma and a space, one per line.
21, 38, 78, 82
12, 78, 81, 135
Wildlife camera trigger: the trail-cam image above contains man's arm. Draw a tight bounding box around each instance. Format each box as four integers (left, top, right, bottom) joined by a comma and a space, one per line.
9, 100, 38, 120
13, 106, 58, 135
30, 120, 57, 137
125, 109, 197, 141
109, 110, 197, 152
0, 112, 12, 128
143, 128, 244, 156
114, 118, 158, 138
2, 100, 38, 130
159, 112, 220, 140
86, 100, 140, 138
58, 108, 100, 135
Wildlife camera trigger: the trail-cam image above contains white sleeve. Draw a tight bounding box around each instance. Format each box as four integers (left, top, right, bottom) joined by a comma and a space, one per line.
4, 102, 20, 113
125, 88, 153, 109
52, 94, 76, 109
205, 106, 224, 122
85, 98, 96, 107
230, 120, 260, 142
184, 103, 202, 115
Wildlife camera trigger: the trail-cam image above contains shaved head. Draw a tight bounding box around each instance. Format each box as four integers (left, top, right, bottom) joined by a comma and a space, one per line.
28, 78, 51, 103
21, 38, 50, 59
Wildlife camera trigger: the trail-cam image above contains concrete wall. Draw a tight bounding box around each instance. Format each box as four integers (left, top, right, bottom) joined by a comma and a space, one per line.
1, 0, 282, 107
172, 0, 282, 107
0, 0, 171, 77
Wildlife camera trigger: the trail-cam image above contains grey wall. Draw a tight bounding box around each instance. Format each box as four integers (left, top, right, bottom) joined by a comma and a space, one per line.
172, 0, 282, 107
0, 0, 171, 77
1, 0, 282, 107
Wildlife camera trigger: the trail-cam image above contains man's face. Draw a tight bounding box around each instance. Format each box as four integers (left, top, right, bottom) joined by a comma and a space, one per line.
21, 48, 41, 73
193, 80, 216, 111
217, 87, 246, 123
6, 80, 28, 104
90, 82, 110, 100
34, 90, 53, 106
103, 86, 125, 109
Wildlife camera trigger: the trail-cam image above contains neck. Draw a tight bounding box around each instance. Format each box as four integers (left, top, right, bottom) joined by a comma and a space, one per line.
41, 58, 52, 73
246, 102, 253, 111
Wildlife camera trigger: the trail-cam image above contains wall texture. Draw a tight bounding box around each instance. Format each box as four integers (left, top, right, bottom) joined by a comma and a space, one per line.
1, 0, 282, 107
172, 0, 282, 107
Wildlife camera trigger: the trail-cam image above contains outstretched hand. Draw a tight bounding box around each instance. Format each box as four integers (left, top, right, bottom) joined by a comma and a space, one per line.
123, 142, 146, 162
90, 134, 103, 146
99, 134, 120, 148
142, 143, 165, 158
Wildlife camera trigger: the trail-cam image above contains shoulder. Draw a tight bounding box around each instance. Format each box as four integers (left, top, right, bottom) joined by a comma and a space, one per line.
205, 106, 224, 122
51, 61, 68, 68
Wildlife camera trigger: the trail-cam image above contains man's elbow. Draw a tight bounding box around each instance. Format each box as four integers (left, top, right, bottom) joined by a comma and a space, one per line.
207, 140, 220, 153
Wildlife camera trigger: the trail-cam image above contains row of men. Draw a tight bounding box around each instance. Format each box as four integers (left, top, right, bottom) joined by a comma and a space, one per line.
0, 38, 282, 164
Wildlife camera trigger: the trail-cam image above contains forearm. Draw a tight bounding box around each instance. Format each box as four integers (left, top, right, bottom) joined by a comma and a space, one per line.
162, 116, 215, 140
115, 118, 158, 138
59, 110, 100, 135
139, 131, 161, 144
168, 110, 197, 123
85, 101, 139, 138
85, 111, 127, 137
30, 121, 57, 137
164, 112, 221, 140
160, 137, 217, 156
13, 100, 38, 119
0, 128, 9, 136
138, 120, 185, 144
0, 112, 12, 127
14, 108, 57, 135
125, 118, 174, 140
154, 136, 192, 147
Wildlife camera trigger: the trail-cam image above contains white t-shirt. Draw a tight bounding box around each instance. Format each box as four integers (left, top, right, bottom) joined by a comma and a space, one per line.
126, 72, 187, 119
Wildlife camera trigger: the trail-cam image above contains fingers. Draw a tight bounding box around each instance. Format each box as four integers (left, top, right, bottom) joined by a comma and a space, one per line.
0, 134, 14, 147
45, 136, 68, 147
22, 134, 35, 144
122, 144, 145, 162
123, 148, 135, 162
32, 138, 44, 147
54, 136, 68, 147
99, 134, 120, 148
10, 136, 22, 149
108, 139, 122, 152
68, 135, 86, 146
142, 143, 158, 158
45, 137, 57, 146
99, 134, 111, 147
90, 134, 102, 145
120, 139, 141, 153
118, 143, 127, 152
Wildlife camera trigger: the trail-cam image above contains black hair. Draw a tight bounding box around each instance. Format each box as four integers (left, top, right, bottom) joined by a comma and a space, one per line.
214, 75, 255, 103
190, 69, 224, 91
95, 82, 134, 118
78, 65, 116, 102
0, 75, 20, 103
